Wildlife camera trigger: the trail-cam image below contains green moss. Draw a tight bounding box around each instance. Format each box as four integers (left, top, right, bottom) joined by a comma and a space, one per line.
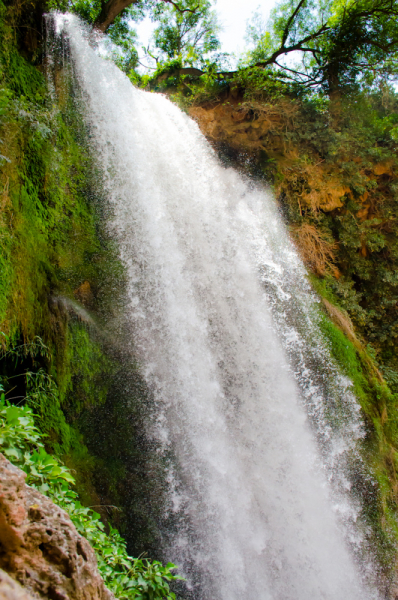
0, 0, 107, 489
313, 298, 398, 575
319, 315, 369, 402
0, 3, 169, 561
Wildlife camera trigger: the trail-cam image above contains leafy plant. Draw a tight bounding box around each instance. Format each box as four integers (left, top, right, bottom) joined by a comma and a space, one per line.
0, 391, 183, 600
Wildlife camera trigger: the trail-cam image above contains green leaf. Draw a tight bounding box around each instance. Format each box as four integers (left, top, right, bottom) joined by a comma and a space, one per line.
4, 447, 20, 459
0, 398, 182, 596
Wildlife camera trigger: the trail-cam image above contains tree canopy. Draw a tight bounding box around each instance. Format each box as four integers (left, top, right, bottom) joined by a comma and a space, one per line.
57, 0, 220, 71
150, 0, 220, 67
52, 0, 398, 93
245, 0, 398, 92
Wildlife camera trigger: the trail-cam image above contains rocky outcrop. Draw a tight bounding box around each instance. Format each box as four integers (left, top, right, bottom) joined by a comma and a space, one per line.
0, 568, 36, 600
189, 101, 351, 213
0, 455, 114, 600
190, 102, 279, 154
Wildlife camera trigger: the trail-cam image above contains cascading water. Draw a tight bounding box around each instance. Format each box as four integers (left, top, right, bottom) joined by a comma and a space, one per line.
51, 14, 382, 599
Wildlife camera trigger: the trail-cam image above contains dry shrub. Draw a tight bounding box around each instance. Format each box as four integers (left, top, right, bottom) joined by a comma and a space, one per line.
321, 297, 385, 384
241, 99, 298, 130
321, 298, 357, 345
279, 159, 350, 212
74, 280, 94, 307
301, 166, 349, 212
293, 222, 337, 275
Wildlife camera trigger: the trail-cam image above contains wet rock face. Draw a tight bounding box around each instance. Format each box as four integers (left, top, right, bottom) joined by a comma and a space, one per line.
0, 455, 114, 600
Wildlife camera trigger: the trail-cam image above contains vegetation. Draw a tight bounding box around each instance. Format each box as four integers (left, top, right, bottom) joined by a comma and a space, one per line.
0, 0, 118, 459
56, 0, 398, 94
2, 0, 398, 592
242, 0, 398, 93
49, 0, 222, 73
0, 0, 175, 595
0, 393, 182, 599
150, 0, 221, 68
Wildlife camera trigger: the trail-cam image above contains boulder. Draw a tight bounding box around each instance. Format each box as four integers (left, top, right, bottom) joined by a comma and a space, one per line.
0, 568, 37, 600
0, 455, 114, 600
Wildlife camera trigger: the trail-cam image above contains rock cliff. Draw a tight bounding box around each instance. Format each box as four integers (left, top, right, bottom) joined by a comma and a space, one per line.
189, 101, 393, 215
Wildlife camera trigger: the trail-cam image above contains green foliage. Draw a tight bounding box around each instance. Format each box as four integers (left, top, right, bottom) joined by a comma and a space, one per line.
0, 391, 77, 493
49, 0, 144, 73
0, 320, 117, 460
315, 310, 398, 566
0, 2, 121, 401
233, 66, 298, 101
0, 394, 183, 600
151, 56, 184, 79
318, 312, 375, 410
0, 2, 169, 567
150, 0, 221, 68
64, 322, 113, 407
243, 0, 398, 92
0, 335, 90, 456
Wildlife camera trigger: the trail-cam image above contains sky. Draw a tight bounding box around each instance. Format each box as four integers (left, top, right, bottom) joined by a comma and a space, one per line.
135, 0, 277, 69
211, 0, 276, 55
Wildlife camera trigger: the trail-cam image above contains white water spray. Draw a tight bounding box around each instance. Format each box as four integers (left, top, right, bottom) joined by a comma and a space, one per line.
53, 15, 380, 599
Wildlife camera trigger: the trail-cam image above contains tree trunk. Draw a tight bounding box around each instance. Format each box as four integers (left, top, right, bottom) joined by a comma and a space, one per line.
326, 66, 342, 128
94, 0, 137, 32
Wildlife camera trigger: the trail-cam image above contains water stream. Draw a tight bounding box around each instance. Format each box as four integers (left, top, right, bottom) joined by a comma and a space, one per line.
52, 15, 380, 599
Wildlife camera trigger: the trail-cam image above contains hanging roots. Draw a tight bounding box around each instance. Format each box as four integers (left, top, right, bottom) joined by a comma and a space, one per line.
293, 223, 337, 276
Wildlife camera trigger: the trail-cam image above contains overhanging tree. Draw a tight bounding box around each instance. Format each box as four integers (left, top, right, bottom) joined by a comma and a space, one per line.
54, 0, 398, 92
245, 0, 398, 92
91, 0, 199, 32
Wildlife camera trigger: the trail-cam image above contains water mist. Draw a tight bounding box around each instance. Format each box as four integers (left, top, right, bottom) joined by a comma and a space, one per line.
51, 14, 381, 600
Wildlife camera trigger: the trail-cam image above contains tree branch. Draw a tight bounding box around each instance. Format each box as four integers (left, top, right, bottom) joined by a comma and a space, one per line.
274, 60, 319, 82
253, 22, 330, 69
94, 0, 200, 32
154, 66, 204, 83
94, 0, 137, 32
281, 0, 307, 47
137, 59, 157, 70
163, 0, 200, 14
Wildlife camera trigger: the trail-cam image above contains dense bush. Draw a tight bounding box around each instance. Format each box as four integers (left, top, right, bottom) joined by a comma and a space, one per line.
0, 390, 182, 600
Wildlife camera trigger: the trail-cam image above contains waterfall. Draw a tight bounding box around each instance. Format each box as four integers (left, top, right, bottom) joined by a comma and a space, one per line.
53, 14, 380, 600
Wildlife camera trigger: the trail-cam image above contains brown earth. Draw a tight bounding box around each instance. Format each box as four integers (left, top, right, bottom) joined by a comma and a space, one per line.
189, 100, 393, 215
189, 101, 350, 213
